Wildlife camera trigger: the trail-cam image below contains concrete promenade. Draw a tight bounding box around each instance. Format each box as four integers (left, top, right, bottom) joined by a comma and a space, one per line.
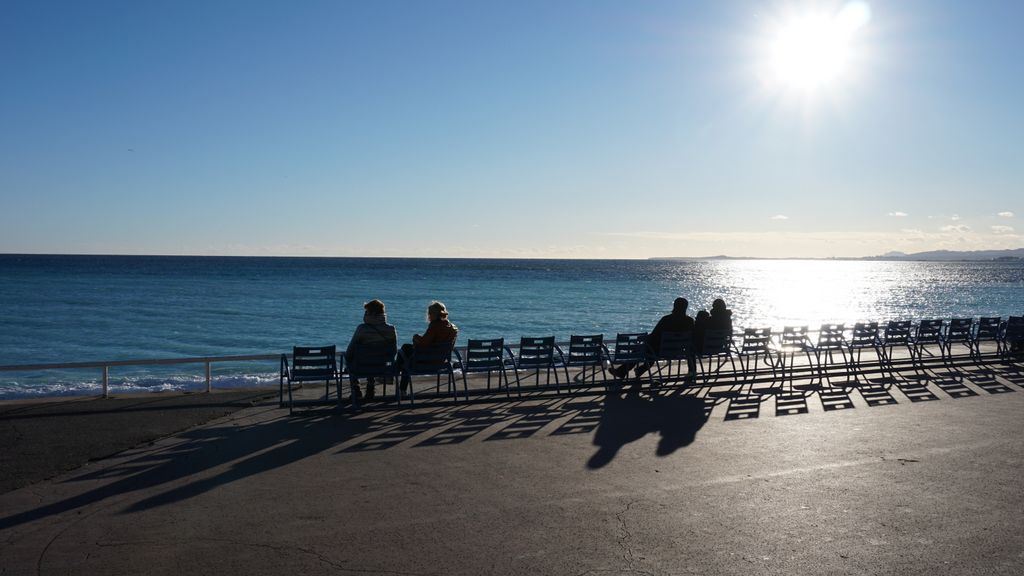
2, 363, 1024, 575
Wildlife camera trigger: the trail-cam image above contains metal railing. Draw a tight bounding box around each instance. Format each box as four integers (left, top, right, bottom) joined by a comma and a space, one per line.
0, 354, 280, 398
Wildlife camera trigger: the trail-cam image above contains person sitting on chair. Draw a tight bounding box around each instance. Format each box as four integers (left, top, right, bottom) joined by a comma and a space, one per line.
708, 298, 733, 335
398, 301, 459, 391
346, 299, 397, 401
609, 297, 695, 380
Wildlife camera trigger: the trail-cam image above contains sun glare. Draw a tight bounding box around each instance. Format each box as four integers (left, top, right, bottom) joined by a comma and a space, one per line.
761, 2, 871, 93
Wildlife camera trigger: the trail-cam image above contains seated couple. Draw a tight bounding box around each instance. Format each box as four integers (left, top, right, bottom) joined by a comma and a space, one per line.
608, 297, 733, 381
346, 299, 458, 401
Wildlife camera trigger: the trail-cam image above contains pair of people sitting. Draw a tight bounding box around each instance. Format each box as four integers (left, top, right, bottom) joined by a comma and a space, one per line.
345, 299, 457, 401
608, 297, 732, 381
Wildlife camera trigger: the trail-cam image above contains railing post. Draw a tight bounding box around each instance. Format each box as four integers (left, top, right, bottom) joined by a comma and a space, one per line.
102, 366, 109, 398
205, 361, 212, 393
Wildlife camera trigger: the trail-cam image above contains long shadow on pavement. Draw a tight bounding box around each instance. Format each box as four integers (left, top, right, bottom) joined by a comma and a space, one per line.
0, 410, 379, 529
587, 392, 709, 469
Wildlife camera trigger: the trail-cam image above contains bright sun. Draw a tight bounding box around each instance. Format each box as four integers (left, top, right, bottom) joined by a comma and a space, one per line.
763, 2, 871, 92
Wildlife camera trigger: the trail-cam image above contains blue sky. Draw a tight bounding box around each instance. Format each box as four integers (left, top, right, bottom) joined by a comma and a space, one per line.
1, 0, 1021, 258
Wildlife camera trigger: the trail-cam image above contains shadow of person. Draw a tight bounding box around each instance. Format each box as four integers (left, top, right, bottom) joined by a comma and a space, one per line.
587, 392, 708, 469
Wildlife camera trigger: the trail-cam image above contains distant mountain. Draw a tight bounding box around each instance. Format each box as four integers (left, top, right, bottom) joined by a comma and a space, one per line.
650, 248, 1024, 262
865, 248, 1024, 261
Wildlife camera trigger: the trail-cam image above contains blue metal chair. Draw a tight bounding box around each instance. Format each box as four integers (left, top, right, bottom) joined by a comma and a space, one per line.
695, 328, 736, 384
969, 317, 1001, 360
811, 324, 847, 382
880, 320, 913, 375
999, 316, 1024, 358
345, 341, 397, 403
510, 336, 563, 396
648, 331, 694, 385
846, 322, 882, 373
942, 318, 974, 360
560, 334, 608, 391
279, 345, 342, 414
911, 319, 944, 366
608, 332, 654, 389
735, 327, 776, 381
453, 338, 514, 398
775, 325, 814, 385
397, 341, 461, 405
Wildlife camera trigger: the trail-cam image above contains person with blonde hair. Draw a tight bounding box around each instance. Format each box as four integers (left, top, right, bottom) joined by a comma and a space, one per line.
397, 300, 459, 392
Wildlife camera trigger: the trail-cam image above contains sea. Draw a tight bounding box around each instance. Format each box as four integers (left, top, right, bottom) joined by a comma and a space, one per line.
1, 254, 1022, 399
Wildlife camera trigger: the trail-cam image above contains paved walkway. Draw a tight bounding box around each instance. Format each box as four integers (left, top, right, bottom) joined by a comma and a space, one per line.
2, 363, 1024, 575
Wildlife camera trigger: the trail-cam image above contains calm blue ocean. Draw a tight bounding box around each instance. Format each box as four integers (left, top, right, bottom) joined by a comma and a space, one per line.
1, 255, 1022, 399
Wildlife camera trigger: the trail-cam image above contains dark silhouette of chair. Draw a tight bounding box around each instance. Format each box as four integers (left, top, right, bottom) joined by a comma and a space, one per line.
695, 328, 736, 383
1000, 316, 1024, 357
942, 318, 974, 360
609, 332, 654, 389
880, 320, 913, 375
846, 322, 882, 374
811, 324, 847, 382
911, 319, 944, 366
735, 327, 776, 381
776, 325, 814, 385
453, 338, 514, 398
649, 331, 694, 385
970, 317, 1001, 360
279, 345, 341, 414
561, 334, 607, 391
510, 336, 562, 396
345, 341, 398, 402
397, 341, 461, 405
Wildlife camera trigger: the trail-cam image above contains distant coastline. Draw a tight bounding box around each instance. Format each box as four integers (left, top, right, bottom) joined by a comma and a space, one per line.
650, 248, 1024, 263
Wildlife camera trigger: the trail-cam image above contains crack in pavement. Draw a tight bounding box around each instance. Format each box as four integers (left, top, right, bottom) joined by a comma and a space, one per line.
614, 498, 641, 567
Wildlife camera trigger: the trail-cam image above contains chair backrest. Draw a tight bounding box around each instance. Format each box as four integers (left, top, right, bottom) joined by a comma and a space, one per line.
946, 318, 973, 342
463, 338, 506, 372
816, 324, 845, 349
701, 329, 732, 356
656, 331, 692, 360
739, 327, 772, 354
407, 341, 455, 374
975, 317, 1001, 340
883, 320, 912, 345
566, 334, 605, 366
612, 332, 649, 363
1005, 316, 1024, 340
516, 336, 557, 368
915, 319, 944, 344
780, 326, 810, 349
290, 345, 338, 382
848, 322, 880, 348
346, 341, 396, 378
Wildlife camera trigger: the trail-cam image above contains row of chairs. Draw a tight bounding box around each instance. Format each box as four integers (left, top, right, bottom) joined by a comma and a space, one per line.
280, 316, 1024, 411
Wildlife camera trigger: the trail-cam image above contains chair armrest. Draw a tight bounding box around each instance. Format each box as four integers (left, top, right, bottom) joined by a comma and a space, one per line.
280, 354, 289, 378
504, 346, 518, 368
554, 344, 567, 366
452, 347, 465, 370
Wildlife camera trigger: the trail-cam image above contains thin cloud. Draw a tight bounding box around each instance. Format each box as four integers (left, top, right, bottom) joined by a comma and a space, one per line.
949, 214, 962, 221
998, 211, 1014, 218
770, 214, 789, 220
991, 225, 1015, 235
941, 224, 971, 233
887, 211, 908, 217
